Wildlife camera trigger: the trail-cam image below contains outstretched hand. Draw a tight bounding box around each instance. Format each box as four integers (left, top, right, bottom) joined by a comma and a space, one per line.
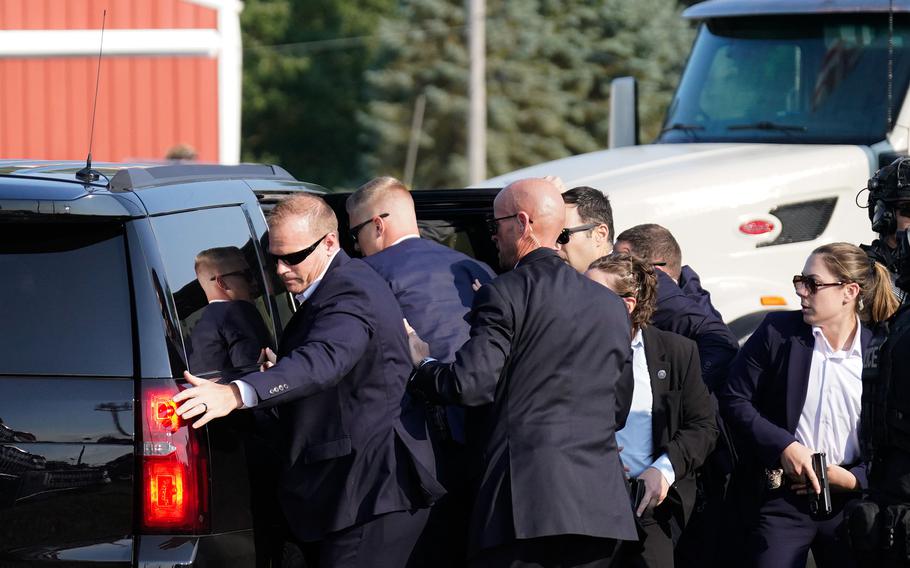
173, 371, 243, 429
403, 319, 430, 365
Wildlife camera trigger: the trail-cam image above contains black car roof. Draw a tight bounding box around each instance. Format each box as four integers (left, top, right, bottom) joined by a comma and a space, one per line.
0, 160, 328, 219
685, 0, 910, 19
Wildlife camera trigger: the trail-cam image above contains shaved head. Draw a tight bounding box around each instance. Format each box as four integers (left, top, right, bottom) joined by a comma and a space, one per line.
491, 178, 565, 268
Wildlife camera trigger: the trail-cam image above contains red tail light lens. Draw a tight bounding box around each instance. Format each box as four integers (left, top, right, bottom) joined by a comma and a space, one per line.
141, 382, 209, 533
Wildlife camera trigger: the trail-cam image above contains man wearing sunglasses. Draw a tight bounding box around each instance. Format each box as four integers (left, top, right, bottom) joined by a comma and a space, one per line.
189, 246, 273, 376
174, 194, 444, 568
346, 176, 496, 567
405, 177, 636, 567
861, 157, 910, 303
556, 186, 615, 273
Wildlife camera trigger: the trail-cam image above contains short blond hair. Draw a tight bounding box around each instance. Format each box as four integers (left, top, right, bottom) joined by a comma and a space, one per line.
346, 176, 413, 214
267, 193, 338, 236
195, 246, 247, 275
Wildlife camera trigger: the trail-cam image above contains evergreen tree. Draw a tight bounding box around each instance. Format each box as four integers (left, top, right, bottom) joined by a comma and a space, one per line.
241, 0, 394, 189
361, 0, 695, 188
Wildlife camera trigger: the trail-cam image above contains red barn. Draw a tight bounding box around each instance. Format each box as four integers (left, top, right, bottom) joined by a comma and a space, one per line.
0, 0, 242, 163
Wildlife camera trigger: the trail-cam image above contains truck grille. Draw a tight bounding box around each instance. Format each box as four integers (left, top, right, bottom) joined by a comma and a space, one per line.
757, 197, 837, 248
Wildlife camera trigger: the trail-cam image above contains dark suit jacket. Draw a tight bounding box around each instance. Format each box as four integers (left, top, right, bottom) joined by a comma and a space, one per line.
241, 251, 444, 541
363, 237, 496, 362
410, 247, 638, 553
718, 310, 870, 487
188, 300, 273, 375
641, 325, 719, 524
654, 268, 739, 391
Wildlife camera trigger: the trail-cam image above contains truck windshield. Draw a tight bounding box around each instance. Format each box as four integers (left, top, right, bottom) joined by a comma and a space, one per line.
659, 15, 910, 145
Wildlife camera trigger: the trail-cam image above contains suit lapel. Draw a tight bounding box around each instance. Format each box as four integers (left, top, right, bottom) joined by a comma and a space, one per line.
785, 324, 814, 433
643, 327, 671, 452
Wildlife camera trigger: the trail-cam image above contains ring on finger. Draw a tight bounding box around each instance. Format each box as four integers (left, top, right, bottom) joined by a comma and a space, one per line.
200, 402, 208, 413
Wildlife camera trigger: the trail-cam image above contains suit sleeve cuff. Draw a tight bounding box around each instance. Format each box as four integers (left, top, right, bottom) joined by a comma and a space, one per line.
651, 453, 676, 487
231, 380, 259, 409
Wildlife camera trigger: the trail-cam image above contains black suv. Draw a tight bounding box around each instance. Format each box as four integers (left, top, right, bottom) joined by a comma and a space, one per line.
0, 161, 499, 566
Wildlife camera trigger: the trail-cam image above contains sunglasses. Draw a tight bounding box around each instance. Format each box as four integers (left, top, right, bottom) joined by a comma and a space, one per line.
270, 234, 328, 266
792, 274, 847, 295
210, 268, 254, 282
350, 213, 389, 241
556, 223, 599, 245
485, 213, 532, 235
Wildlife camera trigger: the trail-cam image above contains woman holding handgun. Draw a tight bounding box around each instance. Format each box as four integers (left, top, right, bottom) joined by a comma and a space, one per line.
586, 252, 718, 568
719, 242, 898, 568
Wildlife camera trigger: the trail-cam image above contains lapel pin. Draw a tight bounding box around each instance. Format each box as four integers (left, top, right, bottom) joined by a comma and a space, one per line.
657, 370, 667, 380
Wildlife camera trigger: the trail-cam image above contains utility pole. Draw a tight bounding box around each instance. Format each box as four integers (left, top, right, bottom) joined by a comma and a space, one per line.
467, 0, 486, 185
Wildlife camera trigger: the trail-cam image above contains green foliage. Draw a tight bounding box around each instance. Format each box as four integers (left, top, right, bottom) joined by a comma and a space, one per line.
360, 0, 695, 188
240, 0, 394, 189
241, 0, 695, 189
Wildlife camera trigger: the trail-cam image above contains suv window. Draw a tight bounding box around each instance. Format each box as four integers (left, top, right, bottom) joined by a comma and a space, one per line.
0, 223, 133, 376
151, 207, 277, 377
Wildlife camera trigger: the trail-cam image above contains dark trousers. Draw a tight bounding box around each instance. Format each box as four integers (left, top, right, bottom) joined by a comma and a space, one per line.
302, 508, 430, 568
747, 491, 858, 568
469, 535, 620, 568
617, 503, 678, 568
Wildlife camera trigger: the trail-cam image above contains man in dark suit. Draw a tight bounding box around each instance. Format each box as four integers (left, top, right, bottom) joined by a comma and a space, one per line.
406, 178, 638, 567
189, 246, 273, 375
173, 194, 444, 568
615, 224, 738, 392
347, 176, 496, 566
614, 233, 735, 390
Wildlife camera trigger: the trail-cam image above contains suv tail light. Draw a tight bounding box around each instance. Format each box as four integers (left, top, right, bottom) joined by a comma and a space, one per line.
140, 381, 209, 533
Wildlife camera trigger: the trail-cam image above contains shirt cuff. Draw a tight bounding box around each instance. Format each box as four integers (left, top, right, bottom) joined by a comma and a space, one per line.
650, 453, 676, 487
231, 380, 259, 409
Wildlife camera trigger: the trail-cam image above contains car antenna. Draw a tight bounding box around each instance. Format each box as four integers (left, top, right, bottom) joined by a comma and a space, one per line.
76, 9, 107, 185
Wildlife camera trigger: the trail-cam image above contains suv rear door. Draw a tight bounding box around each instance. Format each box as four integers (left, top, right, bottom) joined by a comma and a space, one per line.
0, 220, 136, 564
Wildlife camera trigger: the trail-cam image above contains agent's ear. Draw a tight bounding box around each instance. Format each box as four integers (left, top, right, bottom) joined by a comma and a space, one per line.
373, 215, 385, 236
843, 281, 861, 304
593, 223, 610, 244
622, 295, 637, 317
517, 211, 532, 234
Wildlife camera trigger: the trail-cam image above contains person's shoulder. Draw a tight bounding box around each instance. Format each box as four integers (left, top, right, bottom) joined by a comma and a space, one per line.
754, 310, 806, 343
644, 325, 699, 356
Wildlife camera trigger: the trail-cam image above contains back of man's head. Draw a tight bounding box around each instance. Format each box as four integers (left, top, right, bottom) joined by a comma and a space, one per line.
615, 223, 682, 281
492, 178, 564, 268
346, 176, 419, 254
195, 246, 252, 302
562, 186, 614, 246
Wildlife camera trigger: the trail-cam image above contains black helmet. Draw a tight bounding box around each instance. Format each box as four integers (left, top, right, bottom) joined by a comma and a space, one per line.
868, 157, 910, 234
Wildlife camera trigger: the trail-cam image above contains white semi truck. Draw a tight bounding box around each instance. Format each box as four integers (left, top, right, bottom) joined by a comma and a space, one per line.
481, 0, 910, 338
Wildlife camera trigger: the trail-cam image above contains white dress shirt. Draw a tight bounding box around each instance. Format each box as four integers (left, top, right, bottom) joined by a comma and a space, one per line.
615, 329, 676, 485
390, 234, 420, 246
232, 250, 340, 408
795, 317, 863, 466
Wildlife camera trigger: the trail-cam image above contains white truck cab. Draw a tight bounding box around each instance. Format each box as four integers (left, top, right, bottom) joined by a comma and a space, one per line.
480, 0, 910, 338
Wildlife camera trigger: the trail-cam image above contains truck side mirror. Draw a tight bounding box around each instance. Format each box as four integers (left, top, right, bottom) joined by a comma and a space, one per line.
609, 77, 639, 149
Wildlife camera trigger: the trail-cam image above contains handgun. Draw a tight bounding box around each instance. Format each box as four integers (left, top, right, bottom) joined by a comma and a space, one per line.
630, 478, 647, 512
808, 452, 832, 519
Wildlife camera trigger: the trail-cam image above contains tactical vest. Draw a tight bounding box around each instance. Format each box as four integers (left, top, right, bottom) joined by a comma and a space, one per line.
863, 304, 910, 498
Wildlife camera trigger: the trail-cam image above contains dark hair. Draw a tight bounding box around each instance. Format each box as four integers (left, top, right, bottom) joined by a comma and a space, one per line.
562, 186, 614, 245
588, 252, 658, 330
811, 242, 899, 323
615, 223, 682, 281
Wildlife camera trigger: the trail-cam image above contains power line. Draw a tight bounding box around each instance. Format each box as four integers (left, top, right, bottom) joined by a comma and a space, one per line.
243, 23, 469, 55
